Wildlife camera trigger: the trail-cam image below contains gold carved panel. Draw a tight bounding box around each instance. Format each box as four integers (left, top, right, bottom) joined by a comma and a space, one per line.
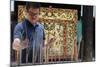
18, 6, 78, 61
39, 7, 77, 21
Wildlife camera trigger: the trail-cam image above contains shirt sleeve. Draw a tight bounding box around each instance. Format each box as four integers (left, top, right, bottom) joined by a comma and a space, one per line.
13, 23, 23, 40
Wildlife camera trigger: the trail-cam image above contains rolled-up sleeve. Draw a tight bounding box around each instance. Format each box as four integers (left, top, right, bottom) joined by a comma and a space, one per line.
14, 23, 23, 40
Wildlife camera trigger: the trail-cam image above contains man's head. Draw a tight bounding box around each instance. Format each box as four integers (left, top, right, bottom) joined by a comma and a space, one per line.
26, 2, 41, 24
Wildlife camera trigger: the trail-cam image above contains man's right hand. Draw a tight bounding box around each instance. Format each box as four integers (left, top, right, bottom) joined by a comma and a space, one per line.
13, 38, 29, 51
13, 38, 21, 51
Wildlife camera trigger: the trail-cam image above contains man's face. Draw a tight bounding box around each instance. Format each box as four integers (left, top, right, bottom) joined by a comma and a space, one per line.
27, 7, 39, 24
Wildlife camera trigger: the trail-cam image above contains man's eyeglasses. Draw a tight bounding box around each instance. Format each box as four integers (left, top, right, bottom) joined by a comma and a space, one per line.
28, 11, 39, 17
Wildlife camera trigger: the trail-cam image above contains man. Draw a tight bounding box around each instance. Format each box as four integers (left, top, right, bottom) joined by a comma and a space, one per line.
12, 2, 55, 64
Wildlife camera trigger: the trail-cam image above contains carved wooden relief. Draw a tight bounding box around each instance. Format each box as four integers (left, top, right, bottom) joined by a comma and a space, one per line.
18, 6, 78, 62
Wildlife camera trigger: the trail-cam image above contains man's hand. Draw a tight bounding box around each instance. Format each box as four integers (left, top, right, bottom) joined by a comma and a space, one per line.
21, 39, 29, 49
45, 38, 56, 47
13, 38, 29, 51
13, 38, 21, 51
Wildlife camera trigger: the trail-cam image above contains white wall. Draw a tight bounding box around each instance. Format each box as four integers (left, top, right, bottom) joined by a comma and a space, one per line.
0, 0, 97, 67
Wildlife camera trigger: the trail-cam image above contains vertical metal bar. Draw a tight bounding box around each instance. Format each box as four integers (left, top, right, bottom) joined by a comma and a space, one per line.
32, 45, 34, 64
44, 45, 47, 64
16, 51, 20, 65
26, 48, 28, 63
39, 43, 42, 64
32, 32, 35, 64
16, 49, 22, 66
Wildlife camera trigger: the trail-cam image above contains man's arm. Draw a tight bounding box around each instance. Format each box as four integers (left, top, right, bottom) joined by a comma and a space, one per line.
12, 23, 22, 51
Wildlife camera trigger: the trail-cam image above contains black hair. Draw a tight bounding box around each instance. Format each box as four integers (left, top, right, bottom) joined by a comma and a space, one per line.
26, 2, 41, 11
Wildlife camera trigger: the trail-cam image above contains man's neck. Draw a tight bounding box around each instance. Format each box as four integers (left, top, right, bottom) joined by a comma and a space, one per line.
26, 19, 37, 24
25, 19, 39, 28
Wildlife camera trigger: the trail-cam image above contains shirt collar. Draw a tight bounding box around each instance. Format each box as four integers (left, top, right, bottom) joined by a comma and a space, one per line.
25, 19, 39, 28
